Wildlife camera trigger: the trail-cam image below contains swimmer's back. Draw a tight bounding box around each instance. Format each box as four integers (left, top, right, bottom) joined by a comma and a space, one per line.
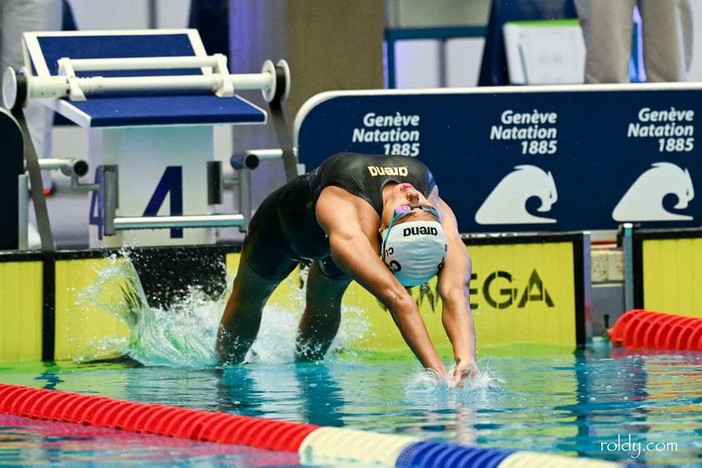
309, 152, 436, 216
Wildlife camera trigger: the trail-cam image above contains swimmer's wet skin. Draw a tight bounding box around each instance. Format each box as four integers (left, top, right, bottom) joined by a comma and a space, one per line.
218, 152, 477, 386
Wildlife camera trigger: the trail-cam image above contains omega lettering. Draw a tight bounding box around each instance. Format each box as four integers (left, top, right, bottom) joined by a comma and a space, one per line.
469, 269, 554, 310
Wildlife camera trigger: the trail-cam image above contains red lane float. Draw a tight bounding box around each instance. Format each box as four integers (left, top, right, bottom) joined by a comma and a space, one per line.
0, 383, 318, 452
0, 383, 625, 467
609, 309, 702, 351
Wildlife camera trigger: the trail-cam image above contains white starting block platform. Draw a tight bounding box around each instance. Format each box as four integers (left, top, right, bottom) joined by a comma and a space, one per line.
11, 29, 286, 248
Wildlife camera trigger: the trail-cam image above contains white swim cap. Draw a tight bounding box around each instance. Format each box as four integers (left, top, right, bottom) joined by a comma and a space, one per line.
381, 220, 448, 287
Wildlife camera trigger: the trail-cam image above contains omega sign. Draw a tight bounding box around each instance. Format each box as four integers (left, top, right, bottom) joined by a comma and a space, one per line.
470, 269, 554, 310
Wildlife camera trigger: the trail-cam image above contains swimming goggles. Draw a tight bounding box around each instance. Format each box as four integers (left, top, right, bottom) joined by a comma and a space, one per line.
385, 205, 441, 235
392, 204, 440, 222
382, 204, 442, 258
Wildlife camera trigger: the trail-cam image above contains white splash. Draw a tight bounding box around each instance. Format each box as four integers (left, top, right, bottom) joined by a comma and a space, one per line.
405, 363, 503, 399
77, 254, 369, 368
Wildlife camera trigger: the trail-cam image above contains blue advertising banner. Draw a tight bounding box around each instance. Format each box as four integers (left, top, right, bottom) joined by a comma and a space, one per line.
294, 85, 700, 236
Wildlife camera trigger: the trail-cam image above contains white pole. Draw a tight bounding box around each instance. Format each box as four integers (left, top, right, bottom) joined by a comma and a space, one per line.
28, 71, 273, 99
17, 173, 29, 250
65, 55, 224, 71
113, 214, 245, 230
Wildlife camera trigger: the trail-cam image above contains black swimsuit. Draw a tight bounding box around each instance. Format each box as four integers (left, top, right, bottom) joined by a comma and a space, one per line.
243, 152, 436, 280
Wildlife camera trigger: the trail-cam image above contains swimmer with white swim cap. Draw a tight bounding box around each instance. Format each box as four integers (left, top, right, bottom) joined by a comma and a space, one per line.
381, 204, 447, 287
218, 152, 478, 386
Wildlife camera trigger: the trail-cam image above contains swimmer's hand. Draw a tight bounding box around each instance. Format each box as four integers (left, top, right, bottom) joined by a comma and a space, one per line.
453, 360, 479, 388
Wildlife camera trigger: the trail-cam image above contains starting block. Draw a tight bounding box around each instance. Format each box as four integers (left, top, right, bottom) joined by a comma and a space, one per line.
4, 29, 290, 248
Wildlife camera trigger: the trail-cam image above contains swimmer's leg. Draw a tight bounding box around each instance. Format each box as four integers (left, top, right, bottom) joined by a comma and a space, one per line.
217, 259, 280, 364
295, 260, 351, 361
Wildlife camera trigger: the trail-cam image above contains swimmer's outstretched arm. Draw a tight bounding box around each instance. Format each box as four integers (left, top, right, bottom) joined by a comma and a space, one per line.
436, 198, 478, 386
316, 187, 447, 375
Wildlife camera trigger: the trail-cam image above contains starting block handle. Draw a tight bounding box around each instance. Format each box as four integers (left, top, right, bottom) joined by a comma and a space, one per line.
113, 214, 245, 231
2, 57, 290, 107
99, 164, 248, 236
61, 54, 227, 72
70, 74, 270, 99
37, 158, 88, 177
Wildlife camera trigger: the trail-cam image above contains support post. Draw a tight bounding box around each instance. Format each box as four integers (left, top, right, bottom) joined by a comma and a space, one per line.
622, 223, 635, 312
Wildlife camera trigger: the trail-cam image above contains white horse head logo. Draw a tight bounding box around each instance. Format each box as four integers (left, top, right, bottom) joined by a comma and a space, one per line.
612, 162, 694, 222
475, 165, 558, 225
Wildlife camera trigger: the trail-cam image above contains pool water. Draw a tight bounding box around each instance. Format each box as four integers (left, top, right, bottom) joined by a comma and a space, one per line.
2, 264, 701, 466
0, 413, 299, 466
1, 346, 701, 466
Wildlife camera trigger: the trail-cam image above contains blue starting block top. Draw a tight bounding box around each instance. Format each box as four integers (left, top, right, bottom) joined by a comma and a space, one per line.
24, 30, 267, 128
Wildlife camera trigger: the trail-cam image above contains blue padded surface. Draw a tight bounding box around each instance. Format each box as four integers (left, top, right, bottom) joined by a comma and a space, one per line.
38, 34, 197, 77
70, 94, 265, 127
